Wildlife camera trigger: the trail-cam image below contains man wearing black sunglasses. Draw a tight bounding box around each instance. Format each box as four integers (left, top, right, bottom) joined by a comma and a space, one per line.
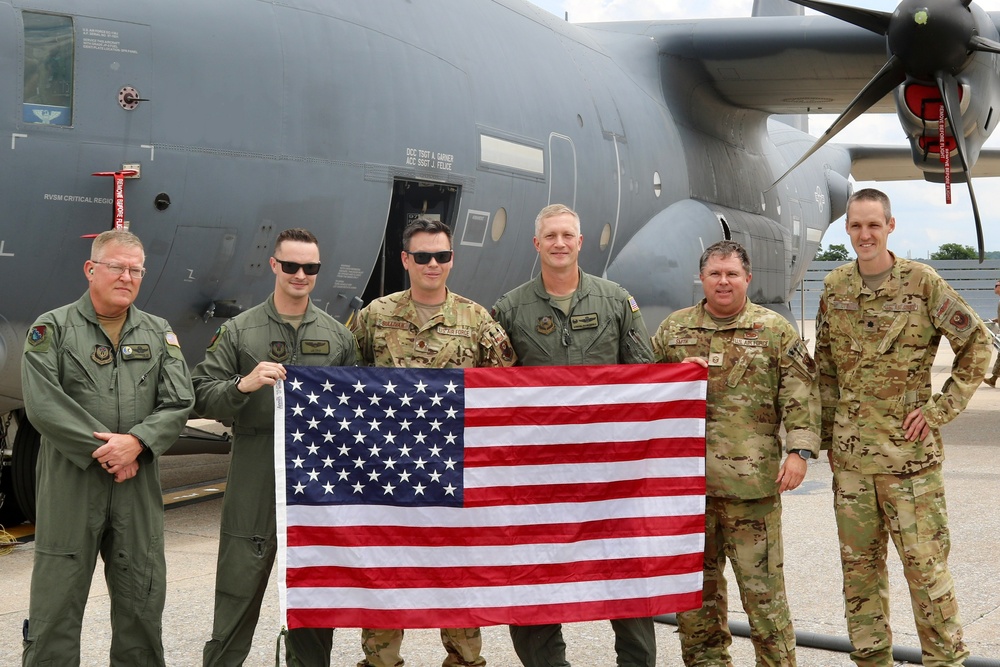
491, 204, 655, 667
192, 228, 360, 667
351, 217, 515, 667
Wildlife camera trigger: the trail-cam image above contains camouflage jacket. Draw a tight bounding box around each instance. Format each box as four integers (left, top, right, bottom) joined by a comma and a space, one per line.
815, 256, 990, 474
352, 289, 515, 369
652, 300, 820, 499
491, 270, 653, 366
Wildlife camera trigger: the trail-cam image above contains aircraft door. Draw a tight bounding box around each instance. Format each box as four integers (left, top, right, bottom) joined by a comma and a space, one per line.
548, 133, 577, 208
359, 179, 461, 306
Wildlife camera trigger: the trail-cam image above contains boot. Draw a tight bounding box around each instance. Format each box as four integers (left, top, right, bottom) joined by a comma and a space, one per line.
984, 375, 997, 387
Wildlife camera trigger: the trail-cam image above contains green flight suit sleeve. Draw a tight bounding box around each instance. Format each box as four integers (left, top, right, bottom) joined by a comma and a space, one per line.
128, 325, 195, 458
22, 317, 111, 471
619, 292, 653, 364
191, 322, 253, 420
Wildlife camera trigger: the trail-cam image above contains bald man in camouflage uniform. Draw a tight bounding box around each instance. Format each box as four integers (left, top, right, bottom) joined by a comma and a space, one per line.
815, 188, 990, 666
652, 240, 819, 667
351, 217, 515, 667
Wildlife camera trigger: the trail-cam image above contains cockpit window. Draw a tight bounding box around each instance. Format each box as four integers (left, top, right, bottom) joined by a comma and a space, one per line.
23, 12, 73, 126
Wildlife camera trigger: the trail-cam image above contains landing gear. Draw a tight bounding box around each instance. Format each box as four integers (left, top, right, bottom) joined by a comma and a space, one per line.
0, 411, 39, 525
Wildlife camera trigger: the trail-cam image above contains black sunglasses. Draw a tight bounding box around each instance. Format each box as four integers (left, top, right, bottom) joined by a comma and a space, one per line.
273, 257, 321, 275
406, 250, 453, 265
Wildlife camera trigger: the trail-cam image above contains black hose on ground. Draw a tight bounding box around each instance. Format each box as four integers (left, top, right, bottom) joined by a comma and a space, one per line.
654, 615, 1000, 666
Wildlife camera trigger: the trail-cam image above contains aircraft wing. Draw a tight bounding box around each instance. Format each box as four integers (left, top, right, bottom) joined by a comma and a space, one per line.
848, 146, 1000, 181
584, 16, 893, 116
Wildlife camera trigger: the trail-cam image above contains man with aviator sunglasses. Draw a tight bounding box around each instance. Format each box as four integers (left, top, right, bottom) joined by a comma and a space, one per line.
192, 228, 360, 667
351, 217, 515, 667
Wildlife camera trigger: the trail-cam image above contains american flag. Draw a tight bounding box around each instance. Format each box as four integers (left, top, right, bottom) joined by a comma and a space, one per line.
273, 363, 707, 629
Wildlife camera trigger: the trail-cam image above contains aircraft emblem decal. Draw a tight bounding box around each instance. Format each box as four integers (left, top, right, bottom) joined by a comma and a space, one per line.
32, 109, 64, 124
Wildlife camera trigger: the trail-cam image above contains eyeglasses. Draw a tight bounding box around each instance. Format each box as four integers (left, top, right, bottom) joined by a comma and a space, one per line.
405, 250, 453, 265
92, 260, 146, 279
272, 258, 321, 275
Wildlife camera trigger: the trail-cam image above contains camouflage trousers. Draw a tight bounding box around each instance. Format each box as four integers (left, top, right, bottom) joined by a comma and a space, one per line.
832, 465, 968, 667
676, 495, 796, 667
358, 627, 485, 667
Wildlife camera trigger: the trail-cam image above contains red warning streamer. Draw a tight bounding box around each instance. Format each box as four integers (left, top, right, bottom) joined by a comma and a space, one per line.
92, 170, 138, 229
939, 105, 952, 205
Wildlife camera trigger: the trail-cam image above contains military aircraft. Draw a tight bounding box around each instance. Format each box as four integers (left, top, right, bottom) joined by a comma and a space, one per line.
2, 0, 1000, 524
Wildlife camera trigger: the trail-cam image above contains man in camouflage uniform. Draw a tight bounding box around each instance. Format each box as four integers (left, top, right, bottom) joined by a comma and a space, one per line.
815, 188, 990, 666
652, 240, 819, 667
193, 228, 359, 667
491, 204, 655, 667
351, 217, 515, 667
21, 230, 194, 666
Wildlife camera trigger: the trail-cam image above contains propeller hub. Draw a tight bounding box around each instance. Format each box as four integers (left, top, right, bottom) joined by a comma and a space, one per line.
888, 0, 975, 79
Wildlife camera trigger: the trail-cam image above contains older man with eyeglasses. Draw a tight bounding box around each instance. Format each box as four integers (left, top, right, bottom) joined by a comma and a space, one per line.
192, 228, 360, 667
350, 216, 515, 667
21, 229, 194, 666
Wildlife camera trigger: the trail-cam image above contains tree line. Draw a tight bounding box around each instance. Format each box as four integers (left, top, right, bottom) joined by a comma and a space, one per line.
815, 243, 1000, 261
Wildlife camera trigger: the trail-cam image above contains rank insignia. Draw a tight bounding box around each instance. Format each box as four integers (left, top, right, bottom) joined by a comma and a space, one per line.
269, 341, 289, 362
536, 316, 556, 335
92, 344, 114, 365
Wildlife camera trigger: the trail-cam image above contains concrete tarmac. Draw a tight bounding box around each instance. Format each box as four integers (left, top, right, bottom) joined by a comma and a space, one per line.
1, 332, 998, 666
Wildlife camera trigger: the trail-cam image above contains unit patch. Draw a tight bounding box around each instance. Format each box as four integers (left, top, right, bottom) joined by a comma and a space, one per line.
301, 340, 331, 355
27, 325, 47, 348
269, 341, 289, 362
570, 313, 599, 330
92, 344, 114, 365
536, 316, 556, 335
206, 325, 226, 352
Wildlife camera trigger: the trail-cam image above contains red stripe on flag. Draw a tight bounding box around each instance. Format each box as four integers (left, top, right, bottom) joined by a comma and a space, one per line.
286, 591, 704, 629
464, 399, 706, 427
464, 476, 706, 507
288, 513, 706, 548
287, 552, 704, 589
463, 362, 706, 388
463, 438, 705, 467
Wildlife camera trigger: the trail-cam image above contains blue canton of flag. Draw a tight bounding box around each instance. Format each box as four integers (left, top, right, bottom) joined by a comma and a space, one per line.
281, 366, 466, 507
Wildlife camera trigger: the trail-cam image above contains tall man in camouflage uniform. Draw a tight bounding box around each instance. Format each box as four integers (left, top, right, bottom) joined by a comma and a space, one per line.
652, 240, 819, 667
193, 228, 360, 667
815, 188, 990, 666
351, 217, 516, 667
491, 204, 655, 667
21, 229, 194, 666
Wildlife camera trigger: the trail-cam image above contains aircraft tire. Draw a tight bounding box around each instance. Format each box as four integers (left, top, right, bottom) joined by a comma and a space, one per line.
10, 410, 39, 524
0, 457, 27, 527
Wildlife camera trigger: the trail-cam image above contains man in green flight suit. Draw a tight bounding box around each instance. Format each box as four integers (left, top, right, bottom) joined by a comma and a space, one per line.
491, 204, 655, 667
21, 229, 194, 666
193, 228, 360, 667
351, 216, 515, 667
815, 188, 990, 666
652, 240, 819, 666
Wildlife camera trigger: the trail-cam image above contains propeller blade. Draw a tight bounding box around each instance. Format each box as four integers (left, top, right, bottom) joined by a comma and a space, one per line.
786, 0, 891, 35
771, 56, 905, 188
970, 35, 1000, 55
937, 72, 985, 261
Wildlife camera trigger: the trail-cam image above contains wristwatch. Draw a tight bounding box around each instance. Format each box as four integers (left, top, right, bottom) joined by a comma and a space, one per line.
790, 449, 814, 460
233, 375, 249, 394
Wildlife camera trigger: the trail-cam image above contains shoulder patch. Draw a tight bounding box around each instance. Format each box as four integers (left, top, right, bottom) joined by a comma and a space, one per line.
628, 295, 640, 313
165, 331, 181, 348
206, 325, 226, 353
26, 325, 48, 351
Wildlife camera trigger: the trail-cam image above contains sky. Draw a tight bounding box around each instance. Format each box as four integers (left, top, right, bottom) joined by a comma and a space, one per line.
526, 0, 1000, 259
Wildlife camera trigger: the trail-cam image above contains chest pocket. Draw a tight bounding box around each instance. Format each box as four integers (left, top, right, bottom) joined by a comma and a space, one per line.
725, 344, 762, 388
580, 316, 618, 363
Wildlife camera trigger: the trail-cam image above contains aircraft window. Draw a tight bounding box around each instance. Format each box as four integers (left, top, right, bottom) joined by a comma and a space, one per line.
23, 12, 73, 126
653, 172, 662, 198
599, 223, 612, 251
491, 207, 507, 242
